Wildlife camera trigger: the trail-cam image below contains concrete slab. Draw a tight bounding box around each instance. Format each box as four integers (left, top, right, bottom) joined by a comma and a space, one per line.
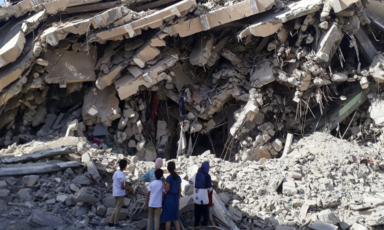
0, 161, 80, 176
0, 23, 25, 68
40, 17, 91, 46
238, 0, 322, 39
165, 0, 275, 37
93, 0, 197, 42
115, 54, 179, 100
82, 86, 121, 127
44, 48, 97, 85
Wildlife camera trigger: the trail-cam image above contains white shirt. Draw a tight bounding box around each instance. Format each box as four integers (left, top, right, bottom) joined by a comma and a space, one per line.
112, 170, 126, 197
148, 180, 165, 208
190, 174, 212, 205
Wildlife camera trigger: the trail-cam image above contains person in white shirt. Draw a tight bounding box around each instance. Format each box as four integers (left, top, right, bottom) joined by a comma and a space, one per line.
144, 169, 166, 230
108, 159, 133, 227
193, 162, 212, 227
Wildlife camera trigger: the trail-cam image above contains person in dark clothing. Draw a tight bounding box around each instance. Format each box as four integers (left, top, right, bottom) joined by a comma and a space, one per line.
193, 162, 212, 227
160, 162, 182, 230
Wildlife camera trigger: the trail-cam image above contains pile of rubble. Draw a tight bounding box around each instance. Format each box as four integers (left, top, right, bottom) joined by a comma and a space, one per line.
2, 132, 384, 230
1, 0, 384, 162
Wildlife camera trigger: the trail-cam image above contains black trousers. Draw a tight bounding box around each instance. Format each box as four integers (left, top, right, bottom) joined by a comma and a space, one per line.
194, 203, 209, 227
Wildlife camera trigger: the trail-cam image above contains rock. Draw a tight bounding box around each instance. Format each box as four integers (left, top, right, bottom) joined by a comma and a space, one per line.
70, 183, 80, 192
28, 210, 63, 227
317, 209, 340, 225
218, 192, 230, 204
73, 187, 102, 204
350, 223, 369, 230
282, 179, 297, 196
46, 198, 56, 204
22, 175, 40, 187
96, 205, 106, 216
0, 189, 10, 199
106, 208, 128, 220
72, 175, 91, 185
17, 188, 32, 201
56, 194, 68, 202
309, 220, 338, 230
0, 180, 7, 188
103, 196, 116, 208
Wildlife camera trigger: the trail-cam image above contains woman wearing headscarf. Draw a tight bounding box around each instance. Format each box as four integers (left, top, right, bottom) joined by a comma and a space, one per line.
141, 158, 163, 183
161, 161, 182, 230
193, 162, 212, 227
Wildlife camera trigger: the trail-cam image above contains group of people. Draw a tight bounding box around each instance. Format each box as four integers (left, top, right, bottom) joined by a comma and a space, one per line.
108, 158, 216, 229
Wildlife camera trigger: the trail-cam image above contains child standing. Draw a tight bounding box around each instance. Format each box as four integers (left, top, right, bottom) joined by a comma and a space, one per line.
144, 169, 165, 230
108, 159, 133, 227
161, 162, 182, 230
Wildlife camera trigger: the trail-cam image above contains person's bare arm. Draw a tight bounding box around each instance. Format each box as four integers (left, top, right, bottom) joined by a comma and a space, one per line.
179, 185, 182, 198
162, 177, 170, 192
144, 191, 150, 211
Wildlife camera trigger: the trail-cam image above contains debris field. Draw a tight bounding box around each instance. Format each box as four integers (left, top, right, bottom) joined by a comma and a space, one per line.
1, 0, 384, 229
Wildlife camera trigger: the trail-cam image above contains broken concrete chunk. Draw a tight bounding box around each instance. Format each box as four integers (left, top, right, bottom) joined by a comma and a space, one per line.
189, 36, 214, 66
0, 37, 34, 94
44, 48, 97, 85
370, 54, 384, 83
1, 147, 75, 164
74, 187, 102, 204
82, 86, 121, 127
133, 34, 167, 68
309, 220, 338, 230
331, 0, 359, 13
0, 23, 26, 68
93, 0, 197, 42
28, 210, 63, 227
81, 153, 101, 181
22, 175, 40, 187
251, 60, 275, 88
165, 0, 274, 37
91, 6, 125, 29
41, 17, 91, 46
115, 54, 178, 100
238, 0, 322, 39
316, 24, 344, 64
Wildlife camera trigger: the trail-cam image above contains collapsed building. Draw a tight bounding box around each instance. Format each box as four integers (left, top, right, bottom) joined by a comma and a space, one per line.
1, 0, 384, 229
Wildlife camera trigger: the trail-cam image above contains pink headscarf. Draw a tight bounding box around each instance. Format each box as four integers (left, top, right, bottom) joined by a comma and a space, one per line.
155, 158, 163, 169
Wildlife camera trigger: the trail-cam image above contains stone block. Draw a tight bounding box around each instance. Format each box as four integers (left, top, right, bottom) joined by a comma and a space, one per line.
72, 175, 91, 185
0, 181, 7, 188
106, 207, 128, 220
17, 188, 32, 201
28, 210, 63, 227
73, 187, 102, 204
317, 209, 340, 225
103, 196, 116, 208
0, 189, 10, 199
56, 194, 68, 203
96, 205, 106, 216
22, 175, 40, 187
309, 220, 338, 230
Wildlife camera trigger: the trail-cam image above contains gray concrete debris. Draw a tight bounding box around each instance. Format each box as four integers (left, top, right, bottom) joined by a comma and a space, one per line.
73, 187, 102, 204
28, 210, 63, 227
